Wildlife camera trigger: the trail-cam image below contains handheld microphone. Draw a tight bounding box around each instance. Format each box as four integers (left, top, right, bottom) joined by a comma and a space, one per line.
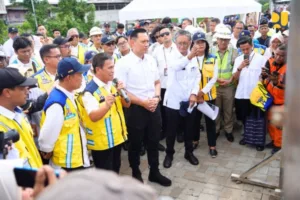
112, 78, 130, 103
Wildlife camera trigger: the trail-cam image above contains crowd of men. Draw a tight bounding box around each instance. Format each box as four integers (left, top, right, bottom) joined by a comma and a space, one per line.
0, 15, 288, 198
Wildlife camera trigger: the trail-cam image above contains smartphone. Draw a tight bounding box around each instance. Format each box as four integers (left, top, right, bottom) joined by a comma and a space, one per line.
262, 67, 270, 75
14, 167, 60, 188
243, 54, 249, 60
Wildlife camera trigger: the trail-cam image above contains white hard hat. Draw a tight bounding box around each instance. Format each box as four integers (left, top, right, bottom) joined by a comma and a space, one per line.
283, 30, 289, 37
185, 25, 204, 36
89, 27, 103, 37
215, 24, 231, 39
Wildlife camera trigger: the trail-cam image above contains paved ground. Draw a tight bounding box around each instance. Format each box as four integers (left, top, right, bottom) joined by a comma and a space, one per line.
119, 124, 281, 200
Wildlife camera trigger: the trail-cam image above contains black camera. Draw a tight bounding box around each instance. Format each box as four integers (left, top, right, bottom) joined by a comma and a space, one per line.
0, 130, 20, 159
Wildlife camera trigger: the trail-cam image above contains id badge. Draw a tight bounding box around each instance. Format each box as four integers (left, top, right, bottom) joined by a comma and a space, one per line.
164, 68, 168, 76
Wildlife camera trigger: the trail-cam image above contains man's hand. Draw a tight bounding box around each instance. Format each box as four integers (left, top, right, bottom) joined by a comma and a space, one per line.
219, 79, 231, 86
40, 152, 53, 159
187, 45, 198, 60
142, 98, 159, 112
105, 94, 115, 108
116, 81, 125, 92
240, 59, 250, 68
197, 91, 205, 104
32, 165, 67, 198
269, 74, 279, 85
189, 94, 197, 108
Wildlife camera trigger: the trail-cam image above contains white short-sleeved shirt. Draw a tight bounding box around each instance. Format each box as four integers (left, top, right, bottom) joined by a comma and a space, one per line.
3, 38, 14, 58
152, 42, 178, 89
115, 52, 160, 101
233, 52, 267, 99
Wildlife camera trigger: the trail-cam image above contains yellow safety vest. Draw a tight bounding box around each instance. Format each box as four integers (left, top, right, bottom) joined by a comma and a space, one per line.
88, 45, 104, 54
198, 54, 217, 101
33, 69, 55, 92
0, 109, 42, 168
40, 88, 83, 168
78, 44, 87, 64
77, 80, 127, 151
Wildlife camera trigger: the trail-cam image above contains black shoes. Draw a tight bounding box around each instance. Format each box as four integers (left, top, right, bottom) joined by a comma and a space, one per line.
271, 147, 281, 154
132, 170, 143, 183
163, 155, 173, 168
158, 143, 166, 152
225, 133, 234, 142
265, 141, 274, 149
239, 138, 246, 145
176, 133, 184, 143
209, 149, 218, 158
256, 146, 265, 151
184, 152, 199, 165
148, 170, 172, 186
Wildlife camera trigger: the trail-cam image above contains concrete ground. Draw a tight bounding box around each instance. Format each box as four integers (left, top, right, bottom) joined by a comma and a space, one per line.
119, 124, 281, 200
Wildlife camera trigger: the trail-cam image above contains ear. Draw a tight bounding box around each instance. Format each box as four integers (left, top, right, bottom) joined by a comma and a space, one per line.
2, 88, 12, 98
129, 38, 135, 48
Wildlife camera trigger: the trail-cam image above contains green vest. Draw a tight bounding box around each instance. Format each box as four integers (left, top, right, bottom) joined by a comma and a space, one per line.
212, 47, 234, 87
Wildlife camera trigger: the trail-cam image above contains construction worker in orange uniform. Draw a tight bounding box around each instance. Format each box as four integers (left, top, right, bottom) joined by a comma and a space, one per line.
262, 44, 287, 154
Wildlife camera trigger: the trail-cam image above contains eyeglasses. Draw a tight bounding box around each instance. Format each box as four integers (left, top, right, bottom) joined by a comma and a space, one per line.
105, 42, 115, 46
60, 44, 70, 49
71, 35, 79, 39
46, 55, 62, 59
160, 32, 170, 37
177, 42, 189, 47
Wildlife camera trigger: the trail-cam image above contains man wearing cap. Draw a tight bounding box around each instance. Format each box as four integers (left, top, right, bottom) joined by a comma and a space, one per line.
9, 37, 43, 77
191, 31, 219, 158
101, 35, 119, 63
114, 23, 125, 37
211, 26, 238, 142
33, 44, 61, 93
79, 33, 89, 46
0, 47, 8, 68
83, 50, 97, 84
0, 68, 42, 168
3, 27, 19, 60
139, 21, 150, 32
257, 18, 271, 47
103, 22, 112, 37
67, 28, 87, 64
39, 57, 91, 171
79, 53, 130, 173
53, 36, 72, 58
89, 27, 104, 53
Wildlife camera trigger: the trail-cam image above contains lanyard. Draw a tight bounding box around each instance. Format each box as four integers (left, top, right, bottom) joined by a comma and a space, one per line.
163, 47, 172, 69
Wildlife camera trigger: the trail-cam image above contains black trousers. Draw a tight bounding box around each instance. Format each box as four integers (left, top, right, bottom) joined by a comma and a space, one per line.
126, 104, 161, 172
160, 88, 167, 138
193, 100, 217, 147
165, 107, 195, 156
235, 99, 252, 125
91, 144, 122, 173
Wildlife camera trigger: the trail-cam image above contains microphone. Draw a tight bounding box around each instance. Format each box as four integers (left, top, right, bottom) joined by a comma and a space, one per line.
112, 78, 130, 103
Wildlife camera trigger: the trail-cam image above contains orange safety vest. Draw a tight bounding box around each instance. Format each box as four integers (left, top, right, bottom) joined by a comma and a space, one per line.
265, 58, 286, 105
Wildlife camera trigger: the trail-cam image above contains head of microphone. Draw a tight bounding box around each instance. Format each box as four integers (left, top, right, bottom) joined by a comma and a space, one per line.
0, 130, 20, 152
112, 78, 130, 103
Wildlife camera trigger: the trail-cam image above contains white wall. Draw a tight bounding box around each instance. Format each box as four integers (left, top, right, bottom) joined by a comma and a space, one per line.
95, 10, 119, 23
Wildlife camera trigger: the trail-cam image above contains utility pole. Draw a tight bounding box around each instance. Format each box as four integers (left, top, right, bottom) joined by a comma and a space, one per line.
30, 0, 38, 30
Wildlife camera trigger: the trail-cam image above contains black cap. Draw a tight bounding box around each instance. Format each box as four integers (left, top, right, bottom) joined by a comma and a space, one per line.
259, 18, 268, 26
104, 22, 110, 27
53, 36, 73, 46
8, 27, 18, 34
117, 23, 125, 29
0, 68, 37, 89
161, 17, 171, 24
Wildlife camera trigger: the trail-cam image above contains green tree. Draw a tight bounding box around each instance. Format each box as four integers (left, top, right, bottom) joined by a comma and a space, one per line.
0, 20, 8, 44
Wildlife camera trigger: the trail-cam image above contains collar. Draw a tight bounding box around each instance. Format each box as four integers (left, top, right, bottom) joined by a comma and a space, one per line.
56, 85, 75, 101
93, 76, 112, 89
0, 106, 22, 120
129, 51, 146, 63
163, 42, 176, 50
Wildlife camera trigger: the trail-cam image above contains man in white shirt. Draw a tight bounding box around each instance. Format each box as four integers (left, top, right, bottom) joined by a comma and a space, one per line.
39, 57, 91, 171
3, 27, 19, 60
163, 30, 201, 168
115, 28, 171, 187
232, 36, 266, 151
152, 26, 177, 145
230, 21, 244, 49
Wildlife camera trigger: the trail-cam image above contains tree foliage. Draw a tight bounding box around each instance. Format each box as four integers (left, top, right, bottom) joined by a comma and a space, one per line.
0, 20, 8, 44
17, 0, 97, 36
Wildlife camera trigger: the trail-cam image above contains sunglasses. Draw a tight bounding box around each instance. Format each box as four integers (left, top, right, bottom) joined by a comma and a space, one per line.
160, 32, 170, 37
105, 42, 115, 46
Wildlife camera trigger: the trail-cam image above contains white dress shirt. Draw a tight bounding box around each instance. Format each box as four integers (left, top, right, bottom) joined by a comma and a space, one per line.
164, 51, 201, 110
191, 55, 218, 95
148, 42, 161, 55
115, 52, 160, 101
233, 52, 266, 99
230, 34, 238, 49
70, 45, 79, 58
152, 42, 178, 89
38, 85, 90, 169
3, 38, 14, 58
82, 76, 112, 115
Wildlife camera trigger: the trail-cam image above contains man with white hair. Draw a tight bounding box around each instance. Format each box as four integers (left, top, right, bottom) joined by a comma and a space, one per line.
67, 28, 87, 64
211, 25, 238, 142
